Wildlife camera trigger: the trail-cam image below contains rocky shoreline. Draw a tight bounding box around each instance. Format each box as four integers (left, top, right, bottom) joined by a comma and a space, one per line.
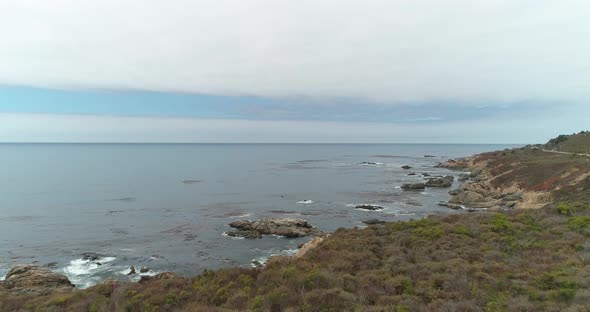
436, 150, 553, 210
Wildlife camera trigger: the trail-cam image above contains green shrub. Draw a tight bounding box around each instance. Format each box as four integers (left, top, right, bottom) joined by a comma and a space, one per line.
491, 214, 513, 232
557, 202, 576, 215
238, 274, 255, 287
413, 225, 444, 240
250, 295, 264, 310
568, 216, 590, 236
453, 224, 472, 236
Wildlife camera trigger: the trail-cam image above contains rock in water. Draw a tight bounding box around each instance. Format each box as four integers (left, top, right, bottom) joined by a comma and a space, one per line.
229, 218, 321, 238
226, 230, 263, 239
355, 204, 384, 211
425, 175, 455, 188
401, 183, 426, 190
81, 252, 103, 261
401, 165, 412, 170
357, 161, 381, 165
128, 266, 137, 275
2, 265, 74, 294
458, 173, 470, 182
140, 267, 150, 273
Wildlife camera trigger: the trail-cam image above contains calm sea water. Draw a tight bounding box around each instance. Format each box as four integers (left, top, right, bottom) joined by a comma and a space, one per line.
0, 143, 515, 287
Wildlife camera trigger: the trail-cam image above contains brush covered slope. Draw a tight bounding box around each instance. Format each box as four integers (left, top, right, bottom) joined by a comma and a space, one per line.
545, 131, 590, 154
2, 206, 589, 311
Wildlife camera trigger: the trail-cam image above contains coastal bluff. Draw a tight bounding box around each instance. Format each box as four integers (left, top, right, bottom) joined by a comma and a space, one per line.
437, 144, 590, 211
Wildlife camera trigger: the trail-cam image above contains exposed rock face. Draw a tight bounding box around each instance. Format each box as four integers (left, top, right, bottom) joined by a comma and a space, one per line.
401, 183, 426, 190
296, 235, 328, 258
425, 175, 455, 188
1, 265, 74, 294
155, 272, 178, 279
437, 153, 557, 210
229, 218, 321, 238
435, 158, 470, 170
226, 229, 263, 239
355, 204, 384, 211
139, 272, 178, 283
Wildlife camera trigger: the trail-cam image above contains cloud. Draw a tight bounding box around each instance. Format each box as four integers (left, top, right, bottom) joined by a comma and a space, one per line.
1, 0, 589, 104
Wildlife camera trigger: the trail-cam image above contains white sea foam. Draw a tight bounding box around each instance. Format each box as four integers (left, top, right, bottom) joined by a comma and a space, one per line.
234, 213, 251, 218
222, 232, 245, 240
251, 256, 269, 267
63, 257, 116, 276
297, 200, 314, 204
62, 256, 117, 289
358, 162, 384, 166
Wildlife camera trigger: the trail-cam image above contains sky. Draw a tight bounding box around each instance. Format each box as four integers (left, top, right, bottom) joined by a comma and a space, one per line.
1, 0, 589, 143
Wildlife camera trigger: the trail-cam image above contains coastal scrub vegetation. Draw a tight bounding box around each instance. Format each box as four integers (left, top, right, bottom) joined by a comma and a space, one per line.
2, 202, 589, 311
473, 147, 590, 203
545, 131, 590, 154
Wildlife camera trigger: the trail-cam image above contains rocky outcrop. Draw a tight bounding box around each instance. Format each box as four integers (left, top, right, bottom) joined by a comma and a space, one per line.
401, 183, 426, 190
229, 218, 321, 238
425, 175, 454, 188
1, 265, 74, 294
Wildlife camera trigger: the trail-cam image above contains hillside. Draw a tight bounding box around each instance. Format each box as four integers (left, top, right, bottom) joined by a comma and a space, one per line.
439, 146, 590, 209
2, 143, 590, 311
545, 131, 590, 154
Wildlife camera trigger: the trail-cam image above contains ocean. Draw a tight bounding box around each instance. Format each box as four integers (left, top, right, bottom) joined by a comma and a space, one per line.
0, 143, 515, 288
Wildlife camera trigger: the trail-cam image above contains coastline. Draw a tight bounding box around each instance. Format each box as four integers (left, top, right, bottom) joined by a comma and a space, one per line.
2, 144, 590, 310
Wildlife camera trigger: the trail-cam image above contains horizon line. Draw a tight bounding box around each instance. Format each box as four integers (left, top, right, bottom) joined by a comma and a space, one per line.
0, 142, 526, 145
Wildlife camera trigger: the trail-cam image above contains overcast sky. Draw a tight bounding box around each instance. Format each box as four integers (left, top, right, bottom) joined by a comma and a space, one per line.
1, 0, 589, 143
